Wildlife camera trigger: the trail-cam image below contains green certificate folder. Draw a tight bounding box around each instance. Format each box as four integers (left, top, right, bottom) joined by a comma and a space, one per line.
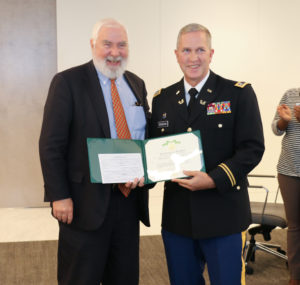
87, 130, 205, 184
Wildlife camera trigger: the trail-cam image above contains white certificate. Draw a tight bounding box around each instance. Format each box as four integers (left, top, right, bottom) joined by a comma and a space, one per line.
98, 153, 144, 184
145, 132, 203, 182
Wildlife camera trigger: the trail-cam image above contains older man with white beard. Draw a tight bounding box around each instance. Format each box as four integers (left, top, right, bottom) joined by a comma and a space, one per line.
39, 18, 152, 285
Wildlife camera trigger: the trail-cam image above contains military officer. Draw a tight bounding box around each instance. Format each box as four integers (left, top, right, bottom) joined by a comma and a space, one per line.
150, 23, 265, 285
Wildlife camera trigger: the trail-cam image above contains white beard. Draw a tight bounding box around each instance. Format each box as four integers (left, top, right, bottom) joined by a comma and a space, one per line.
93, 55, 128, 79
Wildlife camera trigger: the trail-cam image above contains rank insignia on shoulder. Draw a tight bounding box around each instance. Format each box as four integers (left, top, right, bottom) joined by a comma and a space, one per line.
153, 89, 162, 98
234, 81, 250, 88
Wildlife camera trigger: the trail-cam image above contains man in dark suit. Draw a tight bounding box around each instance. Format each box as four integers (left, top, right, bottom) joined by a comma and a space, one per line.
150, 23, 265, 285
39, 18, 151, 285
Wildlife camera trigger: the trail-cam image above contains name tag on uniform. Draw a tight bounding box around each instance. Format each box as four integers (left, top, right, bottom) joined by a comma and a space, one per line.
207, 101, 231, 115
158, 121, 169, 128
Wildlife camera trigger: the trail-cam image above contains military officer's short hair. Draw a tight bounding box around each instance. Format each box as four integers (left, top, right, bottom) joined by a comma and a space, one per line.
176, 23, 212, 49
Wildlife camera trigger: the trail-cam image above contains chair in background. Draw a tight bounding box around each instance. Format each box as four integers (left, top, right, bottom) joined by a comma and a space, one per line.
244, 174, 288, 275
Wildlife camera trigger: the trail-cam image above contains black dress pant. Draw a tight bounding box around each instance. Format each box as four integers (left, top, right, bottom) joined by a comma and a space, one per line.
57, 189, 140, 285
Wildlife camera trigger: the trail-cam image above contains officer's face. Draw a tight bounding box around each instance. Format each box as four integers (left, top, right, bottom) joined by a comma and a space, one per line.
175, 31, 214, 87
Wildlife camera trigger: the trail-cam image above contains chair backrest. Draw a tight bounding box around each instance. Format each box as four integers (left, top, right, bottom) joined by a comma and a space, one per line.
247, 174, 287, 229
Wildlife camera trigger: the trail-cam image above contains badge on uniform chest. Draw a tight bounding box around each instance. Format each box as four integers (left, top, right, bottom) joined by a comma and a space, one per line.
207, 101, 231, 115
157, 113, 169, 128
158, 120, 169, 128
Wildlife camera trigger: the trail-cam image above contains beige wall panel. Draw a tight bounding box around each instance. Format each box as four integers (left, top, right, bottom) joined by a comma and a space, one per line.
0, 0, 57, 206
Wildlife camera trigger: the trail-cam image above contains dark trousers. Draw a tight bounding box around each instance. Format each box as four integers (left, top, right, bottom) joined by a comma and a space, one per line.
278, 173, 300, 280
162, 229, 246, 285
57, 189, 140, 285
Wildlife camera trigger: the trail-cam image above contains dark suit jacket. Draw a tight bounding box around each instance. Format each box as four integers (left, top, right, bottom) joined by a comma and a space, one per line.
150, 71, 265, 239
39, 60, 151, 230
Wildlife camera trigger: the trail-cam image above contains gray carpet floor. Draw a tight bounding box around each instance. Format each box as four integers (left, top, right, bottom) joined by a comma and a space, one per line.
0, 229, 289, 284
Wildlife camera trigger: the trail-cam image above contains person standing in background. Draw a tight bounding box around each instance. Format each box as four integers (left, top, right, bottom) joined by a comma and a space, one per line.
39, 18, 152, 285
272, 88, 300, 285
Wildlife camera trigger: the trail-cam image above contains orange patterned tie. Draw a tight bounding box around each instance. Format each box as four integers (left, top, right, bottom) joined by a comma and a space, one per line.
111, 79, 131, 197
111, 79, 131, 139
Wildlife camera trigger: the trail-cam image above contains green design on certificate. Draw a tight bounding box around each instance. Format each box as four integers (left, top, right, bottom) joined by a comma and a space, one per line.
145, 132, 204, 182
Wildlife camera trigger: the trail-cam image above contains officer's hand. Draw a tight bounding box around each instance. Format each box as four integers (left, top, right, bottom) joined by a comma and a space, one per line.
52, 198, 73, 224
172, 171, 216, 191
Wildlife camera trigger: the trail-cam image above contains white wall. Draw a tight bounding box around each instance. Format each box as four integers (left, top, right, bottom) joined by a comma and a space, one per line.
56, 0, 300, 234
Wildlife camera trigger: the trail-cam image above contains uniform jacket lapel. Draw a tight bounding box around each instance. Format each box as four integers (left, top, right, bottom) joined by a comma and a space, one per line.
172, 79, 189, 123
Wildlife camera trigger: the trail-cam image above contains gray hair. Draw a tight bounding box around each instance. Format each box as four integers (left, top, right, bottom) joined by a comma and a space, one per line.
176, 23, 212, 49
91, 18, 127, 46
